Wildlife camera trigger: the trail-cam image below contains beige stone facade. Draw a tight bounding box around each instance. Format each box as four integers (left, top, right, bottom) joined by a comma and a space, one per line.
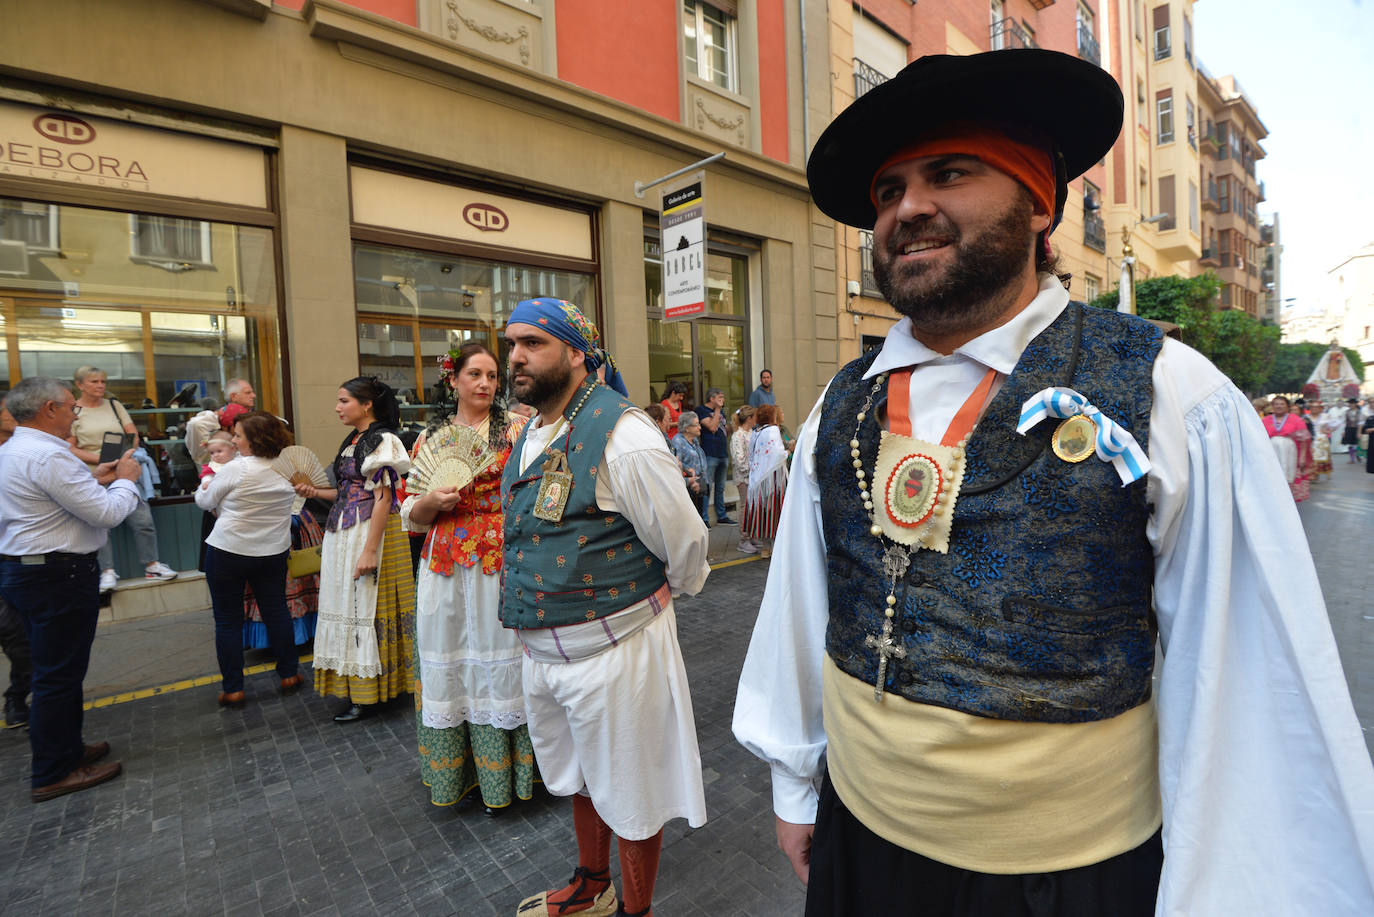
0, 0, 836, 462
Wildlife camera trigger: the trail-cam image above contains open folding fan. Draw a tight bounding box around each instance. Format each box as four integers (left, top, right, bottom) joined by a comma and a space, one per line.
407, 424, 496, 496
271, 445, 330, 514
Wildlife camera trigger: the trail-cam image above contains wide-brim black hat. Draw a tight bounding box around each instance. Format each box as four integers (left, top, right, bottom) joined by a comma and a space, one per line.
808, 49, 1124, 230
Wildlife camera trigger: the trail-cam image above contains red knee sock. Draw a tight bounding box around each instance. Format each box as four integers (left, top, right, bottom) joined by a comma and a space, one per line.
617, 829, 663, 916
544, 795, 614, 912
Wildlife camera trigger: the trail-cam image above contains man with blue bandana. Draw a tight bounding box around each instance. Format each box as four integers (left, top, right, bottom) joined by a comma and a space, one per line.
500, 299, 710, 917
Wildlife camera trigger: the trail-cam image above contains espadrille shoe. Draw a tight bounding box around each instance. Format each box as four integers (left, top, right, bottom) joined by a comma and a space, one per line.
516, 867, 618, 916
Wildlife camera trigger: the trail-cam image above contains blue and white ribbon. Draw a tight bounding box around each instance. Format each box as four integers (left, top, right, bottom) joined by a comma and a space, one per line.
1017, 387, 1151, 486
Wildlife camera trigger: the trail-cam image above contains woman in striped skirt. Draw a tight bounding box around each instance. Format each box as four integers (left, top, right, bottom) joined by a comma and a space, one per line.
743, 404, 789, 556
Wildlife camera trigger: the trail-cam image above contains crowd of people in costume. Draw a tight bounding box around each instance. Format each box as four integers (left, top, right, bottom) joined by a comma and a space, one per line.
1257, 394, 1374, 501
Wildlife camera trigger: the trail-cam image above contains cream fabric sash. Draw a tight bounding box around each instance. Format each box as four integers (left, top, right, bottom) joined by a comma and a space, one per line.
823, 657, 1162, 874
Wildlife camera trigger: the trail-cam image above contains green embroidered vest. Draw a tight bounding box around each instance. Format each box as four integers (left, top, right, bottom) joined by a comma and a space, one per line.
500, 380, 668, 629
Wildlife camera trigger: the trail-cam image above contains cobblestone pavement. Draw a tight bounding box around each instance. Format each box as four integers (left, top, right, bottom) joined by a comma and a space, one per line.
1298, 459, 1374, 754
2, 461, 1372, 916
0, 558, 803, 917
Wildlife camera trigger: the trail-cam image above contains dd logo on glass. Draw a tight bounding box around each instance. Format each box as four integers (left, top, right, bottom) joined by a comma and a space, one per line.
463, 203, 509, 233
33, 113, 97, 145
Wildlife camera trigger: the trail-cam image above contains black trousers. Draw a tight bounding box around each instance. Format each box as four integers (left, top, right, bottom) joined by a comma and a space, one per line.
805, 772, 1163, 917
0, 553, 100, 787
0, 592, 33, 704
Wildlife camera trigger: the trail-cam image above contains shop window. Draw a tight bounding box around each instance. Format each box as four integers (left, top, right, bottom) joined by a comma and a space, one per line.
644, 233, 750, 410
352, 241, 596, 421
683, 0, 738, 93
0, 198, 281, 493
130, 215, 213, 268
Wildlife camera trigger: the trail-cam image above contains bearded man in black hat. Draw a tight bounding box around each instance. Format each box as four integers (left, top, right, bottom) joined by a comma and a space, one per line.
733, 50, 1374, 916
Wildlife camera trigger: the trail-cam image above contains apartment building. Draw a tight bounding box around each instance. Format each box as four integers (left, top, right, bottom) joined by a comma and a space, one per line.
831, 0, 1113, 362
1196, 67, 1268, 316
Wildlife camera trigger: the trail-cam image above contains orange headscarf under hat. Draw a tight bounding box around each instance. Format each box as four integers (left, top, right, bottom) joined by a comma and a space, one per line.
868, 123, 1057, 223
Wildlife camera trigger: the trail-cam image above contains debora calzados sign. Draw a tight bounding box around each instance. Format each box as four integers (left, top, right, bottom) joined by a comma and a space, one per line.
659, 173, 705, 322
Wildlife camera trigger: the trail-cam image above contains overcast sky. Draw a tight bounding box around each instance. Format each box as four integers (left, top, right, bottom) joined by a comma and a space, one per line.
1191, 0, 1372, 314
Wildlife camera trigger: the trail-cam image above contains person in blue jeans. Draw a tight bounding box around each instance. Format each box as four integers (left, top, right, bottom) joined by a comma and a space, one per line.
0, 377, 140, 802
671, 412, 709, 523
195, 411, 303, 708
695, 387, 734, 525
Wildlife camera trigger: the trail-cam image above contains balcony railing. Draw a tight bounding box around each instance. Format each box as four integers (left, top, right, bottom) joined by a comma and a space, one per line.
1202, 181, 1219, 211
858, 231, 881, 298
1077, 21, 1101, 66
853, 58, 890, 100
1261, 223, 1275, 244
1199, 246, 1220, 267
991, 18, 1037, 50
1083, 212, 1106, 252
1257, 180, 1266, 201
1199, 128, 1218, 155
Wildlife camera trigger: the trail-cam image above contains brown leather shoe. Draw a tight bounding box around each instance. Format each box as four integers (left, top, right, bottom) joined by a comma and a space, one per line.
31, 760, 122, 803
79, 742, 110, 767
279, 675, 304, 695
217, 691, 246, 708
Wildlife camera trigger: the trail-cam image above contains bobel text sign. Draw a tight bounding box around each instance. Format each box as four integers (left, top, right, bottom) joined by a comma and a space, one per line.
659, 172, 706, 322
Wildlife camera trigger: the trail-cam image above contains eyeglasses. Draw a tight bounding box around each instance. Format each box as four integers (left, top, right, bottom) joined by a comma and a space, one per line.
50, 400, 80, 415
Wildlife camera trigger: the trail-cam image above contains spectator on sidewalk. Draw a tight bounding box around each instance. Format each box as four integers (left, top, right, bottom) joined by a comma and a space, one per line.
730, 405, 759, 555
748, 369, 777, 408
195, 411, 303, 709
695, 388, 734, 525
0, 376, 140, 802
217, 378, 256, 432
672, 412, 709, 524
0, 399, 33, 729
659, 381, 688, 438
68, 366, 178, 592
644, 403, 672, 445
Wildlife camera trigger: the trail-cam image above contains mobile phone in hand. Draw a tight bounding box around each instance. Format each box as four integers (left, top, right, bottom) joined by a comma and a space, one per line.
98, 431, 133, 465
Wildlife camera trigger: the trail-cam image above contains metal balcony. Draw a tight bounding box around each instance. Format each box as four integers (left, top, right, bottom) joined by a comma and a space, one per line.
1199, 128, 1218, 155
853, 58, 890, 100
858, 231, 881, 298
1077, 21, 1100, 66
1201, 181, 1219, 212
1083, 212, 1106, 253
990, 18, 1037, 50
1199, 246, 1220, 267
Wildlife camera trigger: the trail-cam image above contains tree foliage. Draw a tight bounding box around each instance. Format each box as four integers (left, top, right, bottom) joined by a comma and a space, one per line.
1087, 271, 1281, 396
1264, 341, 1366, 395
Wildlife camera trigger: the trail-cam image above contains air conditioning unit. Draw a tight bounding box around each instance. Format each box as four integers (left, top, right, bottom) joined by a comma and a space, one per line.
0, 239, 28, 276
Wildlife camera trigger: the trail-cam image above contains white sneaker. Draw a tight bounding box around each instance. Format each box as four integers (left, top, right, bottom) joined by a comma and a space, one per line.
144, 562, 177, 581
737, 542, 759, 555
99, 569, 118, 593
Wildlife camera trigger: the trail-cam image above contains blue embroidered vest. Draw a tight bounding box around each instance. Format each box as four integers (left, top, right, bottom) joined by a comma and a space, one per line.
817, 303, 1164, 723
500, 380, 668, 630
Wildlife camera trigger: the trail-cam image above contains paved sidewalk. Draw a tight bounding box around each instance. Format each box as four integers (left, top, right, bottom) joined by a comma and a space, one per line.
0, 558, 802, 917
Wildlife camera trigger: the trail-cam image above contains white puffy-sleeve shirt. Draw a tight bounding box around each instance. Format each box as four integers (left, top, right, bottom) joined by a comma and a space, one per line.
360, 432, 411, 490
732, 277, 1374, 915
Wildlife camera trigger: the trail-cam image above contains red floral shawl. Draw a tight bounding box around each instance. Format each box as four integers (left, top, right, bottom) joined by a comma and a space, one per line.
419, 414, 527, 576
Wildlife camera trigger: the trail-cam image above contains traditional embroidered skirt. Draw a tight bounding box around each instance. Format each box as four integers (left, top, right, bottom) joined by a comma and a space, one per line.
413, 558, 535, 807
743, 466, 787, 541
244, 509, 322, 648
313, 513, 415, 705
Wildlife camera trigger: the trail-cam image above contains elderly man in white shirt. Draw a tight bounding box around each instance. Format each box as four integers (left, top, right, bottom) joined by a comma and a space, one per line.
0, 376, 140, 803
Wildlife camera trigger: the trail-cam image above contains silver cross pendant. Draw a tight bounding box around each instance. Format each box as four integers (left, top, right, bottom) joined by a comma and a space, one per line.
864, 621, 906, 702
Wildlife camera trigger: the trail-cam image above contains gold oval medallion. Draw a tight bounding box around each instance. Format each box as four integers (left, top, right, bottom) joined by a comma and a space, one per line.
1051, 415, 1097, 463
